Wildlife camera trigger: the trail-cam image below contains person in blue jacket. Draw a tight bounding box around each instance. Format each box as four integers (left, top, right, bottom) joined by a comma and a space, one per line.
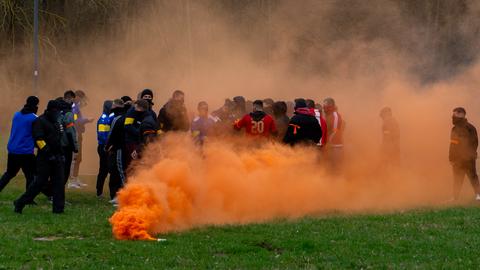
96, 100, 114, 197
0, 96, 39, 193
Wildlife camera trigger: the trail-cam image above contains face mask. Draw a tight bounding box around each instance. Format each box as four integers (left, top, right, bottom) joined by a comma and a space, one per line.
111, 107, 124, 115
144, 98, 154, 106
452, 116, 465, 125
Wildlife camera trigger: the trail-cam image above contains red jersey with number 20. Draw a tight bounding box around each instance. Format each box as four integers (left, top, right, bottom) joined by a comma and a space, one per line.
234, 112, 277, 137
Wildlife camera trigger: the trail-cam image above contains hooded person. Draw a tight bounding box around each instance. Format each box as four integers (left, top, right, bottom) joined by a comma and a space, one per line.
14, 100, 66, 214
158, 90, 190, 133
0, 96, 39, 194
105, 99, 127, 203
139, 89, 158, 120
234, 100, 277, 137
283, 99, 322, 146
95, 100, 114, 197
121, 96, 133, 112
449, 107, 480, 201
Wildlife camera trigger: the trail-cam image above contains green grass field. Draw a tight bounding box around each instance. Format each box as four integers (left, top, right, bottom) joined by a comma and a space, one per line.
0, 176, 480, 269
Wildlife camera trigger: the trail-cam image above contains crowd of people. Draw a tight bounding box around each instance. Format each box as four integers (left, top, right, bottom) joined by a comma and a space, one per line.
0, 88, 479, 214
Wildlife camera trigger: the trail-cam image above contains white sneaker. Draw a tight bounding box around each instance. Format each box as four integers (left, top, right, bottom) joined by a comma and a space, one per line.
72, 177, 88, 187
109, 197, 118, 204
475, 194, 480, 201
67, 182, 81, 189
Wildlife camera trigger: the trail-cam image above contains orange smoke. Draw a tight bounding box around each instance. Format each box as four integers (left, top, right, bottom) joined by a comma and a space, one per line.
109, 132, 454, 240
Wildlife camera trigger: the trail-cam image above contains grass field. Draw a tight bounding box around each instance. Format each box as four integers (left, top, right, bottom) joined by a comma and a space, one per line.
0, 176, 480, 269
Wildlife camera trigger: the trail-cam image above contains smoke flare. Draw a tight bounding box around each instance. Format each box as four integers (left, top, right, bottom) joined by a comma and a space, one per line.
109, 134, 452, 240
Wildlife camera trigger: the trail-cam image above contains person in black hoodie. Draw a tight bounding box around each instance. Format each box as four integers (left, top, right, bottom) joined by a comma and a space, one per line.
449, 107, 480, 201
123, 99, 149, 171
139, 100, 158, 147
121, 96, 133, 112
139, 89, 157, 121
14, 100, 66, 214
105, 99, 127, 201
158, 90, 189, 133
0, 96, 39, 193
283, 99, 322, 146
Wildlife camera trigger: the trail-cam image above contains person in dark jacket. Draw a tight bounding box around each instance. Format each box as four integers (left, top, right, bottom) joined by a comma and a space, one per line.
158, 90, 189, 133
283, 99, 322, 146
123, 100, 149, 170
138, 89, 157, 120
14, 100, 66, 214
0, 96, 39, 193
121, 96, 133, 112
272, 101, 290, 140
449, 107, 480, 201
105, 99, 126, 202
95, 100, 114, 197
56, 98, 78, 187
138, 99, 158, 149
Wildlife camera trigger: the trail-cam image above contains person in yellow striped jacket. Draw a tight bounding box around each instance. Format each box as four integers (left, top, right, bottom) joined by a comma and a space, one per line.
95, 100, 114, 197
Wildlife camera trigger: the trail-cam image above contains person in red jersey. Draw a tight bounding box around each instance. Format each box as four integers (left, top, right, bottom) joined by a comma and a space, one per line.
234, 100, 277, 137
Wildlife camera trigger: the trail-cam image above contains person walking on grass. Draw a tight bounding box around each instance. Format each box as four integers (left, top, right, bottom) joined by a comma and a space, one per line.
14, 100, 66, 214
0, 96, 39, 194
449, 107, 480, 201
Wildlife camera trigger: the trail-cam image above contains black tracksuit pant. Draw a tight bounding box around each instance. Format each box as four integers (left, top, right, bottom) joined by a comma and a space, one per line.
96, 144, 109, 196
108, 149, 125, 200
64, 148, 73, 184
453, 159, 480, 199
15, 154, 65, 213
0, 153, 36, 192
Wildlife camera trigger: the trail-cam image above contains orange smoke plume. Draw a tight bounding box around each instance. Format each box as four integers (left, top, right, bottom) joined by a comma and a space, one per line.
109, 132, 453, 240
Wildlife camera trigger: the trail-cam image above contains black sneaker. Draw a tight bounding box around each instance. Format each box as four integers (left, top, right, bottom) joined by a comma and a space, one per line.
13, 200, 23, 214
26, 200, 38, 206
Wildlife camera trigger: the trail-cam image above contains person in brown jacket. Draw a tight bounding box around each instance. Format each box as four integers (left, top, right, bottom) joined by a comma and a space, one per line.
449, 107, 480, 201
